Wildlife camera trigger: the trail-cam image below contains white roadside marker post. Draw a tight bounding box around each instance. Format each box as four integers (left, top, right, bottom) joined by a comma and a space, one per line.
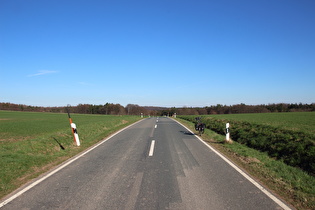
226, 123, 231, 143
71, 123, 80, 146
67, 108, 80, 146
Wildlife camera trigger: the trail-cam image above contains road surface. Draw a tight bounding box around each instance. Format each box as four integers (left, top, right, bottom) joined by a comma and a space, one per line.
1, 117, 290, 209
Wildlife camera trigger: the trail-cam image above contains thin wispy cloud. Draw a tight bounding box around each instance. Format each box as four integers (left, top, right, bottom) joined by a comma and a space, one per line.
27, 70, 58, 77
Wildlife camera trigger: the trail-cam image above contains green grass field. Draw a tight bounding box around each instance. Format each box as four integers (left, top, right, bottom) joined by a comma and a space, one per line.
1, 111, 314, 208
176, 113, 315, 209
204, 112, 315, 135
181, 113, 315, 171
0, 111, 141, 199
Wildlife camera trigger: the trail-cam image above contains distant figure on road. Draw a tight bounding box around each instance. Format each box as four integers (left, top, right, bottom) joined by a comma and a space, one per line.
195, 117, 205, 136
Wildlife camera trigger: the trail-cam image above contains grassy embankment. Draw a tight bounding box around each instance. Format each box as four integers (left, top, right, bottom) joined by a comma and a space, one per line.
176, 112, 315, 210
0, 111, 141, 199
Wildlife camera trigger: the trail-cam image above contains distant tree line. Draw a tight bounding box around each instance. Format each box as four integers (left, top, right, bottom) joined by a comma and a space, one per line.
160, 103, 315, 116
0, 102, 314, 116
0, 102, 157, 116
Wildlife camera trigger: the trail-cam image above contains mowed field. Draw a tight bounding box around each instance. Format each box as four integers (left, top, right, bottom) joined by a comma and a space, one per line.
206, 112, 315, 135
0, 111, 141, 199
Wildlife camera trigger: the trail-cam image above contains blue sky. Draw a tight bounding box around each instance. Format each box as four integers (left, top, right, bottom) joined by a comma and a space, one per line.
1, 0, 314, 107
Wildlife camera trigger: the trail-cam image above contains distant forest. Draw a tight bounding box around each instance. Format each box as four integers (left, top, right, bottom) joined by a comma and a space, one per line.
1, 102, 314, 116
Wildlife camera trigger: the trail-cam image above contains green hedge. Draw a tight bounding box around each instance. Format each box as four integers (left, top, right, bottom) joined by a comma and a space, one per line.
179, 116, 315, 175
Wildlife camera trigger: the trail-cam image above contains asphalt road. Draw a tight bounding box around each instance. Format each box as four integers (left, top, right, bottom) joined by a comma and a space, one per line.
1, 117, 290, 209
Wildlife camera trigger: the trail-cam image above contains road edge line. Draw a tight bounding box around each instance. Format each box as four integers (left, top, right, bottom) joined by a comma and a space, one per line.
172, 118, 292, 210
0, 119, 145, 208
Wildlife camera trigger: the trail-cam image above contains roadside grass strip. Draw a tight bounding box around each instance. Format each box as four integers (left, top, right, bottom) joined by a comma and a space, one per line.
0, 111, 141, 200
0, 119, 143, 208
175, 117, 315, 210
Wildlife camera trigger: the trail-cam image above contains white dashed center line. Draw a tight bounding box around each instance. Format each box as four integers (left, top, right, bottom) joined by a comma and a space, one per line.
149, 140, 155, 156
